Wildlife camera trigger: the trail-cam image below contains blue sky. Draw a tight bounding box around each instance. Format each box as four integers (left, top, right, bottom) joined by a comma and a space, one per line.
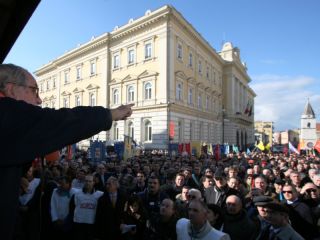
5, 0, 320, 131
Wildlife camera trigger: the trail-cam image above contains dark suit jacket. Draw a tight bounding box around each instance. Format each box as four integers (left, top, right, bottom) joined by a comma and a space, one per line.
95, 190, 127, 239
0, 97, 112, 240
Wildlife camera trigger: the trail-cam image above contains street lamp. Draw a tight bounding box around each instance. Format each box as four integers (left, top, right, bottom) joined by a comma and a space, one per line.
222, 108, 225, 144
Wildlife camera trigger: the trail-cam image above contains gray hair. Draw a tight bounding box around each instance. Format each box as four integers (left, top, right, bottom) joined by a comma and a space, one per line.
0, 64, 28, 93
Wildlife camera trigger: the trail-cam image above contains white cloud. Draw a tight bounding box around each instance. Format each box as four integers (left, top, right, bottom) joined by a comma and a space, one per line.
250, 75, 320, 131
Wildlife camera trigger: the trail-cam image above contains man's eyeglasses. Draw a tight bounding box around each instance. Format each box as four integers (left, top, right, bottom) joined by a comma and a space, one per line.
282, 190, 292, 194
7, 82, 39, 97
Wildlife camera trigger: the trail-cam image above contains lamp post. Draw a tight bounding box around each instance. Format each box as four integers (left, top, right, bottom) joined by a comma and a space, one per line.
222, 108, 225, 144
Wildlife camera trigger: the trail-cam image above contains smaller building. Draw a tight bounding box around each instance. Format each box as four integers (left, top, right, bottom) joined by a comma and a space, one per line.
254, 121, 274, 145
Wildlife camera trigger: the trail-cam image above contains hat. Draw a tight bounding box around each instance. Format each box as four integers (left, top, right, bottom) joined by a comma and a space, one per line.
265, 202, 289, 214
253, 196, 273, 206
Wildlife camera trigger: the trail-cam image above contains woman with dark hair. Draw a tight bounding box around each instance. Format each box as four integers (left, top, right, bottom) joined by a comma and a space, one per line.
120, 195, 148, 240
207, 204, 224, 230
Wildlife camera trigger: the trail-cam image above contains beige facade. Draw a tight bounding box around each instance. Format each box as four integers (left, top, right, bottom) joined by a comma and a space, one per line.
35, 5, 255, 149
254, 121, 274, 145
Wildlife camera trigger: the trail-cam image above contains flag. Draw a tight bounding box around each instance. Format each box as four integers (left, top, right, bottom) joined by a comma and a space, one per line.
224, 144, 230, 155
246, 148, 251, 155
233, 145, 239, 153
248, 104, 253, 116
265, 143, 271, 152
207, 144, 213, 154
185, 143, 191, 155
314, 140, 320, 153
244, 101, 250, 114
214, 144, 220, 160
256, 141, 265, 151
288, 141, 299, 154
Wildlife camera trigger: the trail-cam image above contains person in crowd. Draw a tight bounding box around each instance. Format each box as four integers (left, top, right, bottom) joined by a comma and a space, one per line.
176, 199, 230, 240
282, 183, 319, 239
203, 172, 239, 208
289, 171, 303, 192
251, 196, 273, 238
207, 203, 224, 230
254, 175, 276, 198
72, 168, 86, 189
260, 202, 304, 240
175, 185, 190, 218
132, 171, 147, 194
222, 195, 258, 240
16, 166, 42, 240
95, 176, 127, 240
120, 195, 148, 240
162, 173, 185, 200
137, 176, 168, 217
71, 174, 103, 240
145, 198, 178, 240
50, 176, 79, 240
0, 63, 133, 240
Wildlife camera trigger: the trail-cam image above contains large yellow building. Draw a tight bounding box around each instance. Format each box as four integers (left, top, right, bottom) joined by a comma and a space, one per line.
35, 5, 255, 150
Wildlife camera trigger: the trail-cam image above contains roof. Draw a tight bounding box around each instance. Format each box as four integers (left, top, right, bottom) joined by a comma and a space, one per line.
302, 99, 315, 117
0, 0, 40, 63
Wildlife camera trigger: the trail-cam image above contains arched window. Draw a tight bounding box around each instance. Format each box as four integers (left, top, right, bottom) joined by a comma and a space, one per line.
113, 89, 119, 104
75, 95, 81, 106
178, 121, 183, 141
144, 120, 152, 141
128, 86, 134, 102
144, 82, 152, 100
89, 93, 96, 106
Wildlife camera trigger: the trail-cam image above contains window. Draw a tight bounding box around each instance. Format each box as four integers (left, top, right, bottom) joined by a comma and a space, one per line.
144, 82, 152, 99
63, 97, 69, 108
145, 43, 152, 59
198, 60, 202, 74
128, 122, 134, 140
206, 66, 209, 79
144, 120, 152, 141
114, 123, 119, 140
188, 88, 193, 104
177, 43, 182, 60
64, 71, 69, 84
52, 77, 56, 89
189, 53, 193, 67
128, 86, 134, 102
46, 80, 50, 91
128, 49, 135, 64
89, 93, 96, 106
113, 54, 120, 69
199, 122, 203, 140
76, 66, 82, 80
176, 83, 182, 101
198, 94, 202, 108
75, 95, 81, 106
40, 83, 43, 92
90, 60, 96, 75
113, 89, 119, 104
51, 100, 55, 109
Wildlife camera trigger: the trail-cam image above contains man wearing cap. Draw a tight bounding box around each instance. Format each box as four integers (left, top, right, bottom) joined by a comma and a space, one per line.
251, 196, 273, 239
260, 202, 304, 240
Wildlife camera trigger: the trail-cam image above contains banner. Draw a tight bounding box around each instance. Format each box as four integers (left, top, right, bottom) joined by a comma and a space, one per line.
289, 141, 299, 154
169, 121, 175, 140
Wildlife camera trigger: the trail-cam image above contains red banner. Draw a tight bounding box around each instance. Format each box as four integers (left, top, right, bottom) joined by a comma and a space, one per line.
315, 140, 320, 153
169, 121, 175, 140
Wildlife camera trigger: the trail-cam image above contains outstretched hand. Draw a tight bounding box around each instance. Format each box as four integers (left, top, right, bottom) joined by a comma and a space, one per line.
111, 103, 134, 121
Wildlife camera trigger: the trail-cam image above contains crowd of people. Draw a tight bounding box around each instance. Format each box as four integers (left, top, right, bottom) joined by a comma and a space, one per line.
1, 63, 320, 240
16, 149, 320, 240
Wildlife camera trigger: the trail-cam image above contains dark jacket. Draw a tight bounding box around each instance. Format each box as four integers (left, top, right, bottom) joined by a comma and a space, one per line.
0, 97, 112, 240
95, 191, 127, 239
